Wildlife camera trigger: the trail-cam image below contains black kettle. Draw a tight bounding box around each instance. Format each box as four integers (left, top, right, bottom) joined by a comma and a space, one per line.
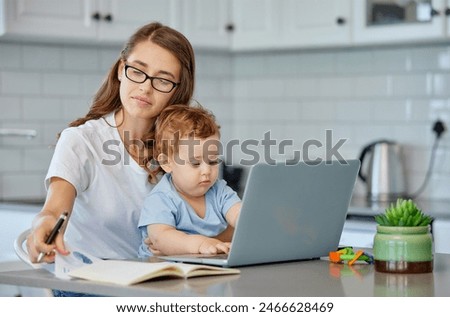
358, 140, 407, 202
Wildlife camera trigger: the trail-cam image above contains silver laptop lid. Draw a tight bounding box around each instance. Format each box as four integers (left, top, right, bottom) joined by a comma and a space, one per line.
160, 159, 360, 267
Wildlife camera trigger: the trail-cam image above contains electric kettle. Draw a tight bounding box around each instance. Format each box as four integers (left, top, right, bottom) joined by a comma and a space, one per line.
358, 139, 407, 202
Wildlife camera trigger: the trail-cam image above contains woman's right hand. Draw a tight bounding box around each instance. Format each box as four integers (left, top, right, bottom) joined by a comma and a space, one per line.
26, 177, 76, 263
26, 214, 69, 263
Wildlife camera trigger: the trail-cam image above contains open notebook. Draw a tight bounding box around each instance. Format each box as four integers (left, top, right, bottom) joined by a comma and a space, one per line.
159, 160, 360, 267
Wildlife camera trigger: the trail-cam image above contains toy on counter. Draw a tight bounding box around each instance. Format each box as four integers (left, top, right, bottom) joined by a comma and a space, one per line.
329, 247, 374, 265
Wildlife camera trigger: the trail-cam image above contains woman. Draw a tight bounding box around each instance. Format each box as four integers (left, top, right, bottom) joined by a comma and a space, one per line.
26, 22, 196, 265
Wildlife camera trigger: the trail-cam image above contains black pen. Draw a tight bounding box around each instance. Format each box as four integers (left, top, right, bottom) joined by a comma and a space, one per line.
37, 212, 69, 263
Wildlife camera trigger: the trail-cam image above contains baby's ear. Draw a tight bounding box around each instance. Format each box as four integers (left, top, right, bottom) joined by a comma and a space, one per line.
157, 153, 171, 173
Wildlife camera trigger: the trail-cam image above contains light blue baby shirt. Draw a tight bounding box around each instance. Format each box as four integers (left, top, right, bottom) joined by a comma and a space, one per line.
138, 173, 241, 258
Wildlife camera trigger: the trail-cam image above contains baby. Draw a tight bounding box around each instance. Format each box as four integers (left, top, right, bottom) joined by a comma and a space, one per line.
138, 104, 241, 257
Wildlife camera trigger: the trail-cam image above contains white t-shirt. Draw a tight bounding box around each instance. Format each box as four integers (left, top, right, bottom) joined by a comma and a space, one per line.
46, 112, 153, 259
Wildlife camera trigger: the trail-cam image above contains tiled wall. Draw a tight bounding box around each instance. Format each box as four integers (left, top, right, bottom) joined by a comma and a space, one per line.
1, 41, 449, 201
0, 42, 233, 201
231, 44, 450, 199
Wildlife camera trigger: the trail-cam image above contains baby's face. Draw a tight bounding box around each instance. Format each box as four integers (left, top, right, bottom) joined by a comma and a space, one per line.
169, 135, 221, 199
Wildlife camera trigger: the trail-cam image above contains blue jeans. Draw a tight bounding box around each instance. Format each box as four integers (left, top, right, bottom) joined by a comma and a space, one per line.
52, 289, 103, 297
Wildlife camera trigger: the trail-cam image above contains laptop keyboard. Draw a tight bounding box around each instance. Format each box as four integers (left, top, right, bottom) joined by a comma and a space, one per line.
200, 253, 229, 260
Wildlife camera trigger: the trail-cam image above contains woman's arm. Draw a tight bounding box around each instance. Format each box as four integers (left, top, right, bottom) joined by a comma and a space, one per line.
26, 177, 76, 263
148, 224, 230, 255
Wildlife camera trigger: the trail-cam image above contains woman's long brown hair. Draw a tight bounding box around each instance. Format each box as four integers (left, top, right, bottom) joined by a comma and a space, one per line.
67, 22, 196, 183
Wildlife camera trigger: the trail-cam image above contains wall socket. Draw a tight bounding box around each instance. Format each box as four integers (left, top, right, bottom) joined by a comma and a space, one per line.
433, 120, 447, 138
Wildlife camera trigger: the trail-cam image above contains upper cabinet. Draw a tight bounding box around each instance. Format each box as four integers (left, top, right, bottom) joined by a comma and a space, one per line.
230, 0, 352, 51
230, 0, 281, 50
2, 0, 450, 50
280, 0, 352, 49
0, 0, 181, 44
179, 0, 231, 50
353, 0, 447, 44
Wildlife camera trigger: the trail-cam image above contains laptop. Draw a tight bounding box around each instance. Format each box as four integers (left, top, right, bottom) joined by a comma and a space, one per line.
158, 159, 360, 267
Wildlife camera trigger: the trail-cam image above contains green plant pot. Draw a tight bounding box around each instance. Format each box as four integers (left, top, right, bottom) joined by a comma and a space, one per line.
373, 225, 433, 273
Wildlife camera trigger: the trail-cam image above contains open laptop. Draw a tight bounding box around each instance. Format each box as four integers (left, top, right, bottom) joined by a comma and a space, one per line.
158, 159, 360, 267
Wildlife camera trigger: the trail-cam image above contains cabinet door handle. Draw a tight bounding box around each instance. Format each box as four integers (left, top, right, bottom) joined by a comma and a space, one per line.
336, 17, 346, 25
225, 23, 234, 32
92, 12, 101, 21
104, 14, 113, 22
431, 8, 440, 16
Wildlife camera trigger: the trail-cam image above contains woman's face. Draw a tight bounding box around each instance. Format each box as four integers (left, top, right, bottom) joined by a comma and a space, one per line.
118, 41, 181, 123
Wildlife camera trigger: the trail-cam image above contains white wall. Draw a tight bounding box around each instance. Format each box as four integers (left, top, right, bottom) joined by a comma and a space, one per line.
0, 42, 449, 201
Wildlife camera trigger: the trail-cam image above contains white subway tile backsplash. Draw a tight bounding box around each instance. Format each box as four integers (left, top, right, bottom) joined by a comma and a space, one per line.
0, 149, 22, 172
62, 47, 101, 72
335, 50, 373, 74
1, 71, 41, 94
318, 77, 354, 98
1, 42, 450, 200
23, 148, 53, 172
411, 46, 450, 71
372, 100, 411, 122
352, 75, 389, 97
0, 97, 21, 120
23, 97, 62, 120
298, 52, 335, 75
22, 45, 62, 70
196, 52, 232, 77
433, 73, 450, 96
62, 97, 91, 121
391, 73, 431, 97
233, 54, 266, 78
284, 78, 321, 98
99, 47, 121, 71
42, 73, 82, 96
42, 123, 67, 146
81, 74, 105, 97
0, 43, 21, 69
301, 101, 335, 121
335, 101, 373, 122
1, 173, 45, 200
266, 52, 302, 76
372, 47, 411, 73
393, 124, 433, 146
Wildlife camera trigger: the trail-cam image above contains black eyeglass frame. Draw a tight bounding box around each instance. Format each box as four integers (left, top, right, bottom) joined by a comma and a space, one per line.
124, 64, 180, 93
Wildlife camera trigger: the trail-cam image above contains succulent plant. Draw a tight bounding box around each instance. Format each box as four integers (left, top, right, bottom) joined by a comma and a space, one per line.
374, 198, 433, 227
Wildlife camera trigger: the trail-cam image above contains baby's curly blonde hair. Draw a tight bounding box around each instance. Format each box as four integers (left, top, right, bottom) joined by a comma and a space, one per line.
151, 104, 221, 175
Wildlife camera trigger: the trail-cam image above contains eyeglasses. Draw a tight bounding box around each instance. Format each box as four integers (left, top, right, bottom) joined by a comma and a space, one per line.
124, 64, 179, 93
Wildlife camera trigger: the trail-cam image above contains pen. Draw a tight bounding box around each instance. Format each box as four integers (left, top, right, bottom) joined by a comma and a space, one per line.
36, 212, 69, 263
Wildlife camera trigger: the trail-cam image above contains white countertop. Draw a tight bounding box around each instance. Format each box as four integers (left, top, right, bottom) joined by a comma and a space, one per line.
348, 196, 450, 219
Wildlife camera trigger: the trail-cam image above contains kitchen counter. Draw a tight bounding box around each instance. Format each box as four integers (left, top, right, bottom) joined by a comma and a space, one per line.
344, 196, 450, 254
348, 196, 450, 219
1, 253, 450, 296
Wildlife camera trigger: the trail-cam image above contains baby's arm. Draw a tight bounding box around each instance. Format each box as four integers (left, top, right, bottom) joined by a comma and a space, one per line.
225, 202, 242, 228
148, 224, 231, 255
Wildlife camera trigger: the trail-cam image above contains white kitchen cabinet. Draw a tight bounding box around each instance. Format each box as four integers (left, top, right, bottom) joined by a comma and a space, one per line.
0, 0, 181, 44
352, 0, 447, 45
179, 0, 231, 50
230, 0, 281, 51
281, 0, 352, 49
1, 0, 97, 41
230, 0, 352, 51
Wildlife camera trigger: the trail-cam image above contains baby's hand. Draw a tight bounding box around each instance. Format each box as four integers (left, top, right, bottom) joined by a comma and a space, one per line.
199, 238, 231, 255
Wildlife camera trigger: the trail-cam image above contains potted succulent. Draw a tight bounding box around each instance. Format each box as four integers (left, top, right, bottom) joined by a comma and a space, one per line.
373, 198, 434, 273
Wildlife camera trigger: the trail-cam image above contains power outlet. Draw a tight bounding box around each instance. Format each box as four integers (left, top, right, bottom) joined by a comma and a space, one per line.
433, 120, 447, 139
